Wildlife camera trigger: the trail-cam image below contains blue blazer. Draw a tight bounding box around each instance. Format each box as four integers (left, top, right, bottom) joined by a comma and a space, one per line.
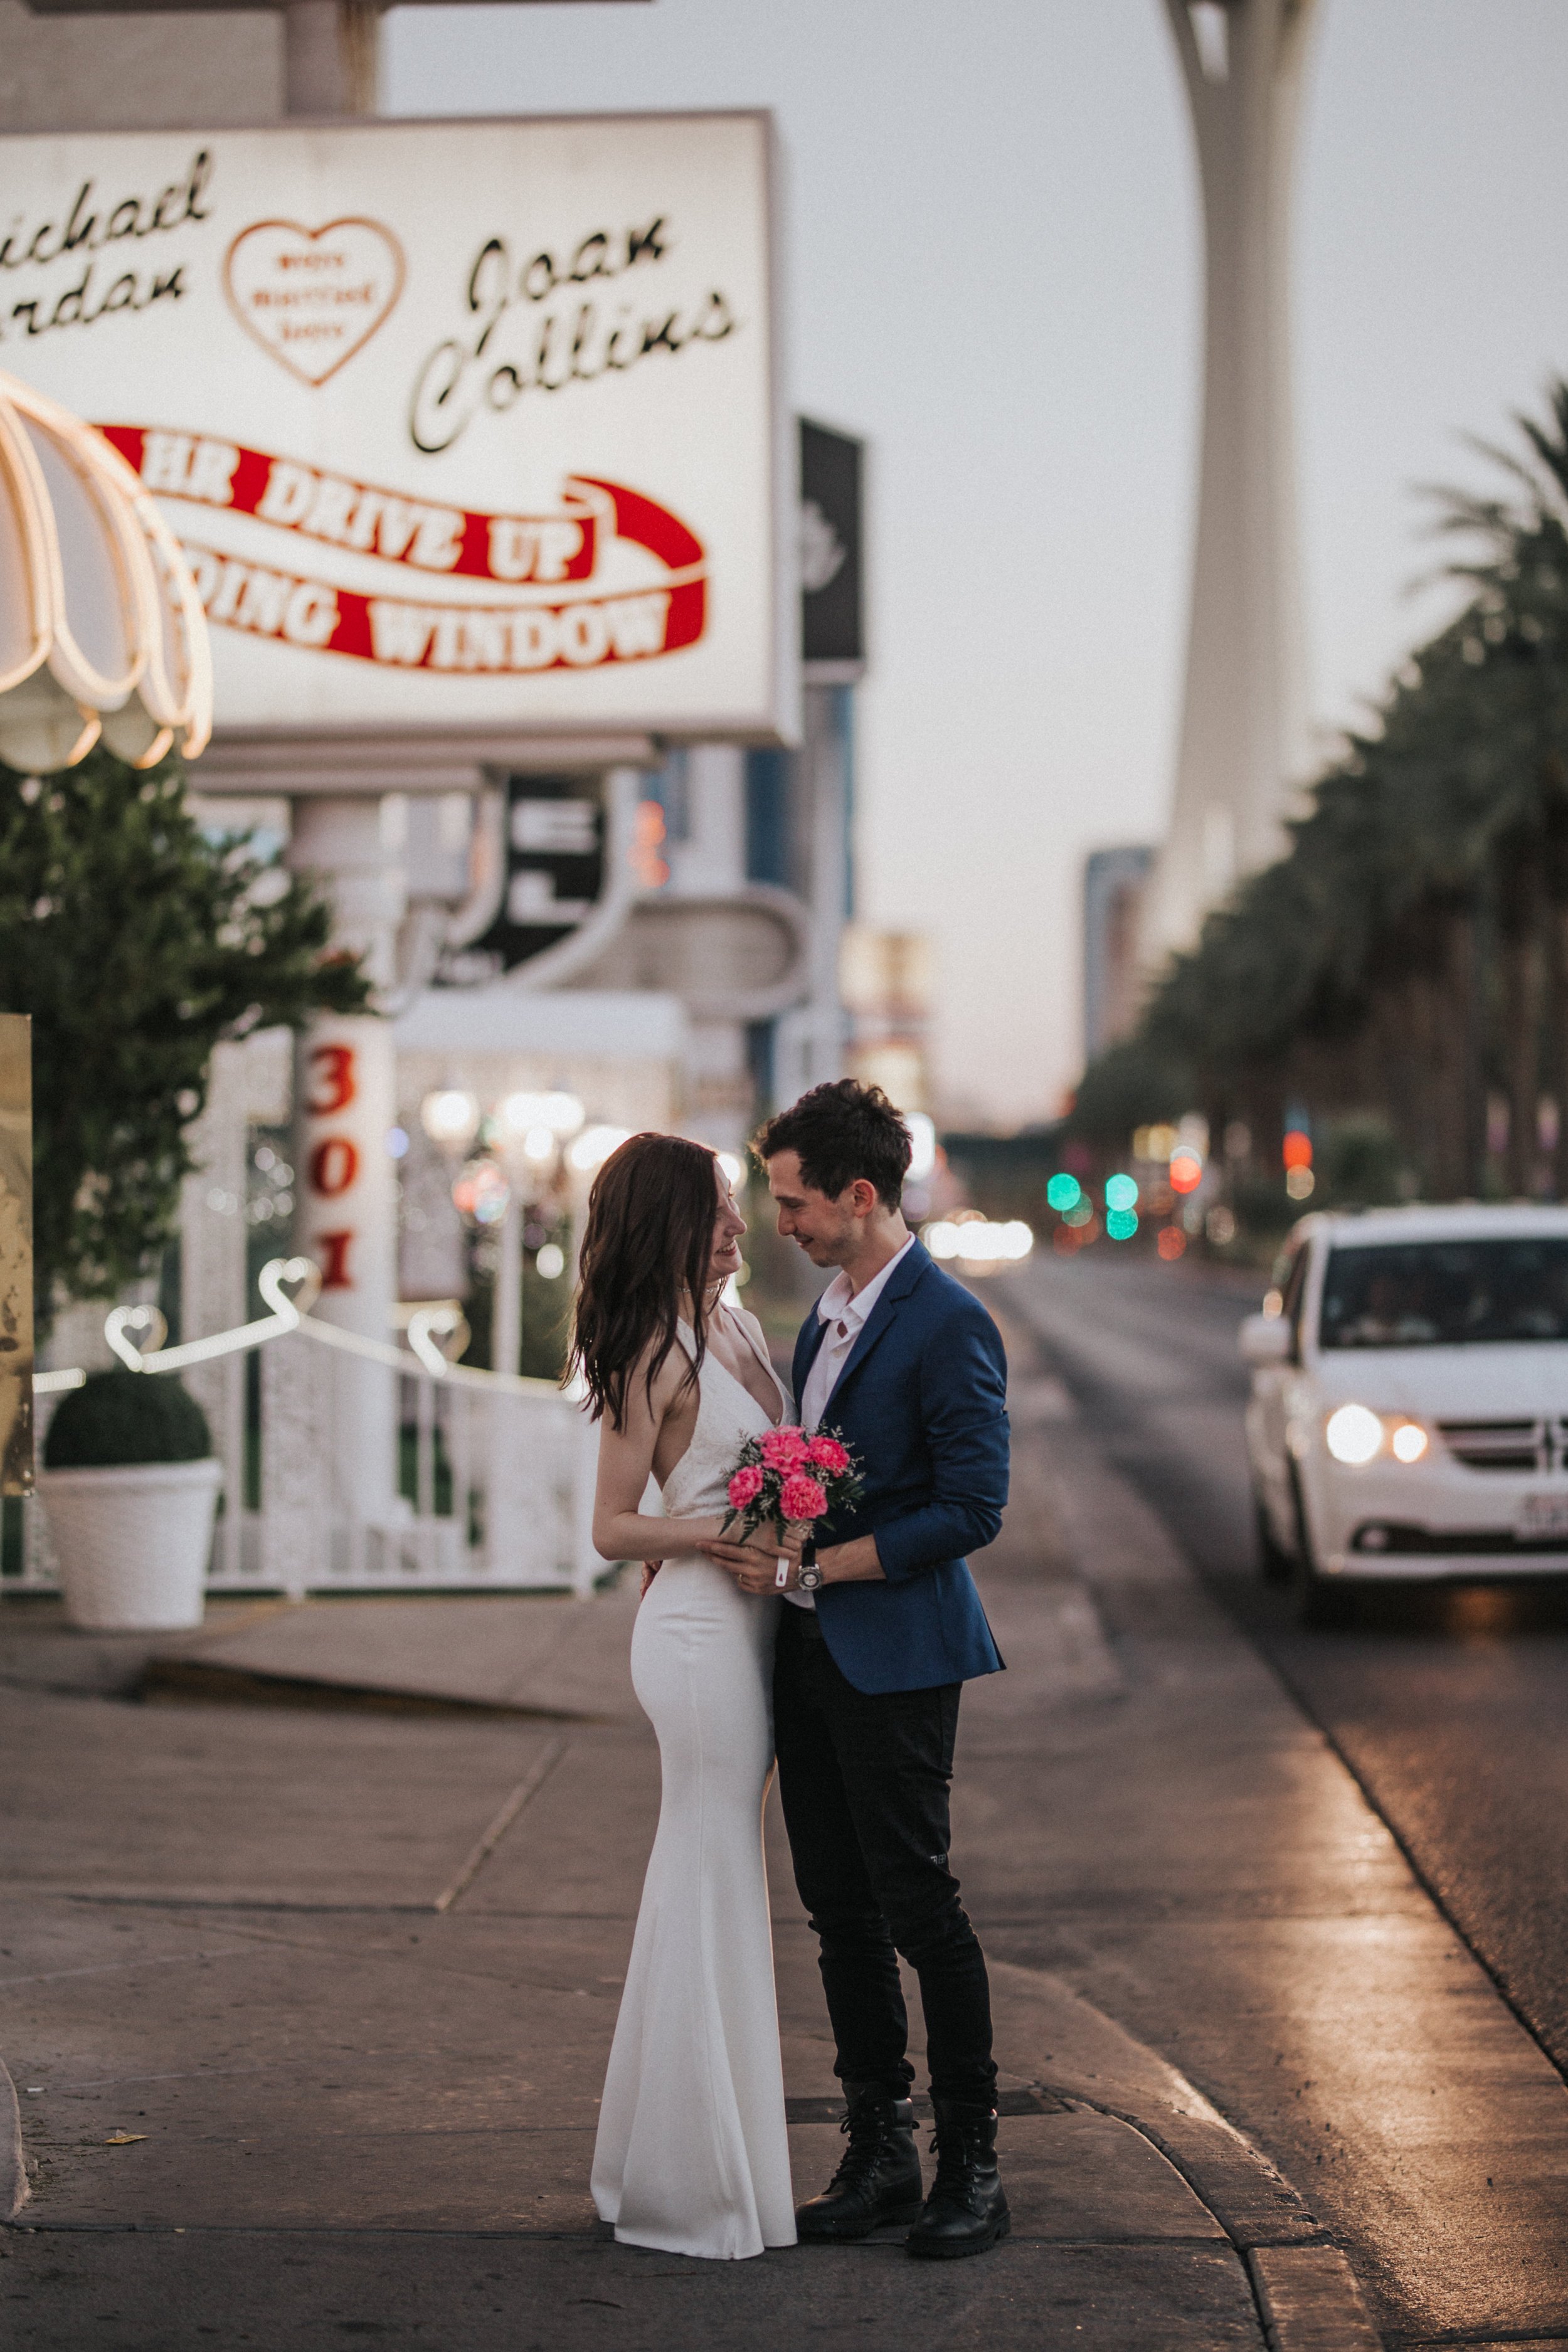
792, 1239, 1007, 1695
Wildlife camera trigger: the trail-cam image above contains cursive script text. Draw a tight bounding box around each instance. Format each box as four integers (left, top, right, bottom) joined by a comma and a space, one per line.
408, 218, 737, 455
0, 151, 211, 273
0, 150, 210, 346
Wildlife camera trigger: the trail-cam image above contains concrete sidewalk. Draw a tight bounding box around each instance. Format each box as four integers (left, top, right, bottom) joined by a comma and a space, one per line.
0, 1380, 1384, 2348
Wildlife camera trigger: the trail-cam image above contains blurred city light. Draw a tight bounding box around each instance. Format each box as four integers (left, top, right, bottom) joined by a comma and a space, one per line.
1104, 1172, 1138, 1213
1133, 1123, 1180, 1163
452, 1159, 509, 1225
923, 1218, 1034, 1265
630, 797, 670, 891
1169, 1150, 1203, 1194
1391, 1421, 1429, 1464
906, 1113, 938, 1184
1046, 1172, 1082, 1212
1063, 1199, 1094, 1229
536, 1242, 566, 1281
421, 1089, 480, 1149
717, 1150, 745, 1188
1105, 1207, 1138, 1241
1157, 1226, 1187, 1261
386, 1126, 409, 1160
568, 1124, 632, 1173
501, 1090, 585, 1138
1283, 1119, 1314, 1197
521, 1125, 556, 1165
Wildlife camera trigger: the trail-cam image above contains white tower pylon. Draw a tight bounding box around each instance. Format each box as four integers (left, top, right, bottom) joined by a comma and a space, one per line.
1140, 0, 1318, 968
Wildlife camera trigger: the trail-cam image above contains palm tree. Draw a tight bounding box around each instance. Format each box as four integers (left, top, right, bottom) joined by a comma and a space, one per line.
1074, 381, 1568, 1218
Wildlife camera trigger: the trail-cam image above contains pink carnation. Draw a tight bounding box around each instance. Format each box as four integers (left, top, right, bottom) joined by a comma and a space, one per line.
727, 1464, 765, 1510
806, 1435, 850, 1474
779, 1472, 829, 1522
760, 1425, 809, 1471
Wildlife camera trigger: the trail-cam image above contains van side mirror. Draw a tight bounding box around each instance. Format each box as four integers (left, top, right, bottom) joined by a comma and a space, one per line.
1239, 1312, 1293, 1367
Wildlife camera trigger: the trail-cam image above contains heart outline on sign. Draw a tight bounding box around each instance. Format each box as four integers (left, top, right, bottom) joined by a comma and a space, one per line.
223, 216, 406, 389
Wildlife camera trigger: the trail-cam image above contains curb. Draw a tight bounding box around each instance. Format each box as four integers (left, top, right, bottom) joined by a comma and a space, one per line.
134, 1658, 588, 1719
1249, 2247, 1384, 2352
988, 1959, 1383, 2351
1, 2057, 29, 2222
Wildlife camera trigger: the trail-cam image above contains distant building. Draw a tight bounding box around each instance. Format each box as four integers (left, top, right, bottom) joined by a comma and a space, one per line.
840, 925, 932, 1113
1083, 847, 1155, 1064
738, 416, 867, 1115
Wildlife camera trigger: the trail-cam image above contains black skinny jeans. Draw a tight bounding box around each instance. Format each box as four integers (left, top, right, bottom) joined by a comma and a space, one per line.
773, 1606, 997, 2105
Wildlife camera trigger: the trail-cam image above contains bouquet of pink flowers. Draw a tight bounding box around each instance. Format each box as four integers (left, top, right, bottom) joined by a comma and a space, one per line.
719, 1424, 865, 1542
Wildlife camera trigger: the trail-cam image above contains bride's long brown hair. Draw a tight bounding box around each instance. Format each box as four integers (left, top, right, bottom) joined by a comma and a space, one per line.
568, 1132, 724, 1431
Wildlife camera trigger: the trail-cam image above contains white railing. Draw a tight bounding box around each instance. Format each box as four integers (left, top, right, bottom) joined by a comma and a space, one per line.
18, 1259, 600, 1598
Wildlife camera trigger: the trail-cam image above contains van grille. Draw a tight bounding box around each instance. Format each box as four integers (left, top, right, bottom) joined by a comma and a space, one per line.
1438, 1418, 1555, 1473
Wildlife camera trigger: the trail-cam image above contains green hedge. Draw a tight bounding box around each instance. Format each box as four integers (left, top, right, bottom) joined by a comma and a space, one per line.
44, 1369, 211, 1468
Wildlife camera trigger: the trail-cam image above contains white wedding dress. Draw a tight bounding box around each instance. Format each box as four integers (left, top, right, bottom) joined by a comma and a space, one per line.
590, 1319, 797, 2260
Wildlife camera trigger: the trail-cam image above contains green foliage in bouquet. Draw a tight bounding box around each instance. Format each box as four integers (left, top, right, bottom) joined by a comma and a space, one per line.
43, 1367, 211, 1468
0, 746, 370, 1322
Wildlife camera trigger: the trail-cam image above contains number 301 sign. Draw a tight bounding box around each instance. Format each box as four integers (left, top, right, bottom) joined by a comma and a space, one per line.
295, 1019, 396, 1323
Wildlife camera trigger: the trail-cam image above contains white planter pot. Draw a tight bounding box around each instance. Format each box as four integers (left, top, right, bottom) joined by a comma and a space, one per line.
41, 1458, 223, 1631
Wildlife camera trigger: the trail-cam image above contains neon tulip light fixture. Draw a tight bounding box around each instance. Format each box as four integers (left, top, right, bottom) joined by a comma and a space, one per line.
0, 368, 212, 775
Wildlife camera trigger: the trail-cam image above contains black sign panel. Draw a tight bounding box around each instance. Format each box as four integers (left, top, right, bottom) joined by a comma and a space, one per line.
800, 418, 864, 669
445, 773, 605, 981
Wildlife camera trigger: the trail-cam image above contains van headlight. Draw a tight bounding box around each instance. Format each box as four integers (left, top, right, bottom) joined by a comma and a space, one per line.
1323, 1406, 1428, 1466
1325, 1405, 1384, 1465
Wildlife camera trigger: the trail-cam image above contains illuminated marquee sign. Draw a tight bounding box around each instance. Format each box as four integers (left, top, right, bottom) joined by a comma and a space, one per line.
1, 115, 787, 739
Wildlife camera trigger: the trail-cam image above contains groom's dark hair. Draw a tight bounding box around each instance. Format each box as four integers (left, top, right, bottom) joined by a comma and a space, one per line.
753, 1079, 912, 1208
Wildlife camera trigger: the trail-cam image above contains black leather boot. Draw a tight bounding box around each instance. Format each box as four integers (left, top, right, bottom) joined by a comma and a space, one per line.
795, 2081, 924, 2240
905, 2096, 1010, 2258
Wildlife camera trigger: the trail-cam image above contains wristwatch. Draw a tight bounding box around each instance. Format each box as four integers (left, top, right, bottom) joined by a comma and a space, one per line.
796, 1537, 824, 1594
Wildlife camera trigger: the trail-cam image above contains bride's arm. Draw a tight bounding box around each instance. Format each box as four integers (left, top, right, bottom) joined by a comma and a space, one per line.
589, 1351, 724, 1564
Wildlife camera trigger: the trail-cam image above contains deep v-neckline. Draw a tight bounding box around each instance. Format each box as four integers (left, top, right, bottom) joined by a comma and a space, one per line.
687, 1311, 787, 1430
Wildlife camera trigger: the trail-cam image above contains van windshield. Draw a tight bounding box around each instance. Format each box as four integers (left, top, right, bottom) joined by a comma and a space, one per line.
1318, 1239, 1568, 1349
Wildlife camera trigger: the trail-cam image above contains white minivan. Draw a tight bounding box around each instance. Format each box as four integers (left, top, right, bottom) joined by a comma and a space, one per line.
1240, 1204, 1568, 1616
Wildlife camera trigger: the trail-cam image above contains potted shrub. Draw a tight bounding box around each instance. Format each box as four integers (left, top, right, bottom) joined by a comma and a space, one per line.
41, 1370, 221, 1631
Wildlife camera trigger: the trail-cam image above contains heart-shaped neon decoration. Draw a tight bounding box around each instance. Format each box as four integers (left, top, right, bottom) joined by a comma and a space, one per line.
105, 1303, 168, 1370
258, 1255, 324, 1322
223, 217, 406, 389
406, 1303, 470, 1379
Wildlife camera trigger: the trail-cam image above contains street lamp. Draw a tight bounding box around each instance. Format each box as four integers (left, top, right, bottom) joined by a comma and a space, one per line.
0, 369, 211, 775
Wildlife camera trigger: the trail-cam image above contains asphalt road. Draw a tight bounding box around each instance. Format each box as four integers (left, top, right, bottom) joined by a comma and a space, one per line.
1000, 1246, 1568, 2089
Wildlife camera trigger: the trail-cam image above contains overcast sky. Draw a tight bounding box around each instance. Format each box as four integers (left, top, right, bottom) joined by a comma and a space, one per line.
387, 0, 1568, 1130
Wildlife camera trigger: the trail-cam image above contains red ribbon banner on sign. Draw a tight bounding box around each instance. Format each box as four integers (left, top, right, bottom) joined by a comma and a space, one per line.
98, 428, 708, 676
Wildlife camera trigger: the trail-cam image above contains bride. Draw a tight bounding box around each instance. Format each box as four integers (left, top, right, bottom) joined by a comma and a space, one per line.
571, 1131, 798, 2261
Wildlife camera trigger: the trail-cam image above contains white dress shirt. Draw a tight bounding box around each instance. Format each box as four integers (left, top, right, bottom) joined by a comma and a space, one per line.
786, 1234, 917, 1610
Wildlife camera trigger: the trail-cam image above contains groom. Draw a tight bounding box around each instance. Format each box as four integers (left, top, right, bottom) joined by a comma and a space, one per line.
703, 1079, 1010, 2259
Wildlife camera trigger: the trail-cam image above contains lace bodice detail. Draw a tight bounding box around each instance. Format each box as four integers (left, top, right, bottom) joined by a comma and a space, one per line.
660, 1316, 789, 1520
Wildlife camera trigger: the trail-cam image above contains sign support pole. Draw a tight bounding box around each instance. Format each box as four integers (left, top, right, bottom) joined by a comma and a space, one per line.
288, 798, 405, 1529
